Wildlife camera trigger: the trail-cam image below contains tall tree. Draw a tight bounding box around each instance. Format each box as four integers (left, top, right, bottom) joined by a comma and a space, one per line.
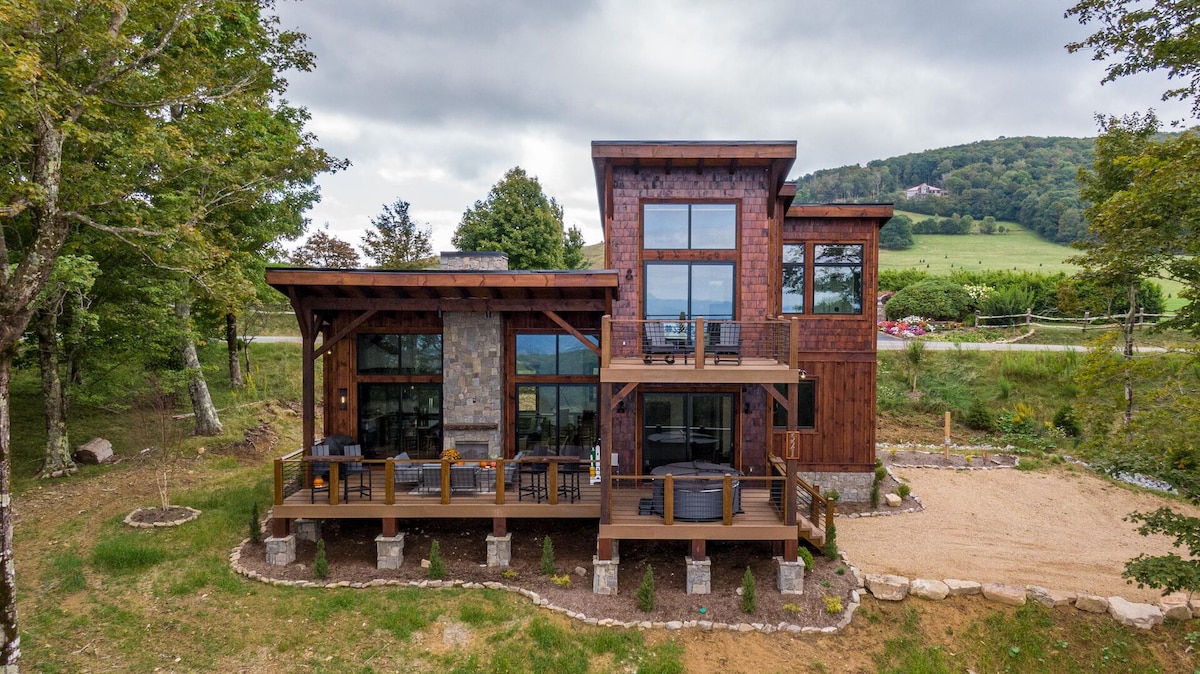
290, 228, 361, 268
452, 167, 580, 270
362, 199, 434, 269
563, 225, 588, 270
0, 2, 324, 668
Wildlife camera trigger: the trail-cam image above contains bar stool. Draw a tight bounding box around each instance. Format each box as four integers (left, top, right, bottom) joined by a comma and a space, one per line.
518, 461, 548, 502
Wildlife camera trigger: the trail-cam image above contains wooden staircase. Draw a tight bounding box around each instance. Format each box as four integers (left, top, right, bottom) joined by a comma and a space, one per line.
768, 456, 835, 549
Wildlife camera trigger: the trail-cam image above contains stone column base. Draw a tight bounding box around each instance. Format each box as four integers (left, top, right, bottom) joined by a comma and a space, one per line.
486, 533, 512, 567
776, 556, 805, 595
685, 556, 711, 595
265, 535, 296, 567
376, 534, 405, 570
294, 518, 321, 542
593, 556, 619, 595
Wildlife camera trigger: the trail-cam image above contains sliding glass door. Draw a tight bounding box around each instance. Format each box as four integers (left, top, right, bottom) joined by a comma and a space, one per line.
641, 393, 734, 472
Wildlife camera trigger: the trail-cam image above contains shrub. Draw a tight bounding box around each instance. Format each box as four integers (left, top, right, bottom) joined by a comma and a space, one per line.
897, 483, 912, 499
428, 540, 445, 579
998, 402, 1038, 435
823, 488, 840, 502
879, 215, 914, 250
500, 569, 519, 579
982, 285, 1036, 324
870, 482, 880, 508
248, 502, 262, 545
636, 565, 655, 612
885, 279, 971, 321
1052, 405, 1082, 437
879, 268, 931, 292
823, 519, 839, 559
741, 567, 756, 614
797, 545, 815, 570
964, 397, 995, 431
314, 539, 329, 579
551, 574, 571, 588
874, 465, 887, 483
824, 595, 844, 614
541, 536, 555, 576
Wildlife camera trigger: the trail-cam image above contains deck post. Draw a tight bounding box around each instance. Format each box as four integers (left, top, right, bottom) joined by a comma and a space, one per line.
496, 462, 506, 505
785, 458, 798, 527
694, 317, 705, 368
492, 517, 507, 538
329, 462, 340, 505
600, 384, 613, 524
384, 460, 395, 505
722, 475, 734, 526
440, 462, 450, 505
601, 315, 612, 368
270, 516, 289, 538
273, 458, 284, 506
382, 518, 398, 537
664, 475, 674, 525
789, 317, 800, 369
301, 308, 316, 462
690, 539, 706, 560
547, 459, 559, 505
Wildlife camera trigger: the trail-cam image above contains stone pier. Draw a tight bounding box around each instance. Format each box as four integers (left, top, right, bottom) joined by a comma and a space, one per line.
685, 556, 711, 595
376, 534, 405, 570
293, 518, 321, 543
265, 535, 296, 567
776, 556, 805, 595
486, 534, 512, 567
593, 556, 619, 595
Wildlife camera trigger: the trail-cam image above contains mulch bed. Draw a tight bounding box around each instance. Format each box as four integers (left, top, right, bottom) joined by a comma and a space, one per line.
237, 517, 857, 627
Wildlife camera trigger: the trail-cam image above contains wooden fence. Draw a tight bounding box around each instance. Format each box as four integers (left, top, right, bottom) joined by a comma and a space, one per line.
975, 308, 1175, 331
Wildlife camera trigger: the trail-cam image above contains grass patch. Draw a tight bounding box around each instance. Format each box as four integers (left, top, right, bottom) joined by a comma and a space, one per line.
91, 533, 168, 574
874, 608, 953, 674
40, 549, 86, 594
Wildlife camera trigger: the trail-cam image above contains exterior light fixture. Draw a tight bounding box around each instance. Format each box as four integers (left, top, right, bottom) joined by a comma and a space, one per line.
625, 269, 634, 280
338, 387, 348, 410
799, 370, 807, 380
616, 400, 626, 414
743, 401, 752, 414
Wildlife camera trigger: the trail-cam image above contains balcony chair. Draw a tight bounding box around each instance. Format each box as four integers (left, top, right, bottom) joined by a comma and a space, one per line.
642, 321, 677, 364
711, 321, 743, 365
342, 444, 372, 501
517, 455, 549, 502
392, 451, 421, 486
557, 446, 587, 503
309, 443, 330, 503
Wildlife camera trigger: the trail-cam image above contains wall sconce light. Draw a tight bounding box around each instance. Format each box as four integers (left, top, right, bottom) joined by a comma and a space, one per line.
799, 369, 807, 380
338, 388, 348, 410
616, 400, 626, 414
625, 269, 634, 281
743, 401, 752, 414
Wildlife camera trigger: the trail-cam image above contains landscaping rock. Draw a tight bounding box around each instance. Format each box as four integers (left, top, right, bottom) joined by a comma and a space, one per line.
1158, 593, 1193, 621
981, 583, 1026, 606
944, 579, 981, 596
885, 493, 902, 507
1027, 585, 1075, 607
1074, 594, 1109, 613
75, 437, 113, 464
865, 574, 910, 601
909, 579, 949, 601
1108, 597, 1163, 629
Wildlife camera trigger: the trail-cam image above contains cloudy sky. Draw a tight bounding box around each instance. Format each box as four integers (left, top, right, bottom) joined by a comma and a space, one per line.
272, 0, 1188, 257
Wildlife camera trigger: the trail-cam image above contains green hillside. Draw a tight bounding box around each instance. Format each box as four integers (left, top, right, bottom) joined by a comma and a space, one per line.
881, 211, 1078, 275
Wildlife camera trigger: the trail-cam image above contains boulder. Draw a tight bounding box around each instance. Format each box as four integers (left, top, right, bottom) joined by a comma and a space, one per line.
865, 574, 910, 601
1074, 594, 1109, 613
1108, 596, 1163, 629
1158, 593, 1193, 621
944, 579, 982, 596
981, 583, 1026, 606
885, 493, 902, 507
1027, 585, 1076, 607
909, 579, 949, 601
75, 437, 113, 465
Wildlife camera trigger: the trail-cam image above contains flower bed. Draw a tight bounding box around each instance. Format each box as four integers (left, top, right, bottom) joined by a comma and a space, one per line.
877, 316, 935, 338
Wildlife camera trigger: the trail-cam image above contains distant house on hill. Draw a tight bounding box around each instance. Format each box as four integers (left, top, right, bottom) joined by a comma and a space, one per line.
904, 183, 943, 199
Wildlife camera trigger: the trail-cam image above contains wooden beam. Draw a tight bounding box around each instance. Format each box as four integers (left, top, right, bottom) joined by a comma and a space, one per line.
763, 383, 789, 408
544, 310, 600, 356
314, 309, 376, 359
304, 298, 609, 313
786, 204, 894, 219
301, 325, 316, 458
600, 385, 613, 524
612, 382, 638, 410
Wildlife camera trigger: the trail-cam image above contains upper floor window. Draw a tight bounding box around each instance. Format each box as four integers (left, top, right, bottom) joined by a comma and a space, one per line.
643, 203, 736, 250
516, 334, 599, 376
644, 262, 734, 320
782, 244, 805, 314
357, 334, 442, 375
813, 244, 863, 314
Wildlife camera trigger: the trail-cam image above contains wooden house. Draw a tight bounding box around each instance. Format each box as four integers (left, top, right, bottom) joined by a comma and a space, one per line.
264, 140, 891, 594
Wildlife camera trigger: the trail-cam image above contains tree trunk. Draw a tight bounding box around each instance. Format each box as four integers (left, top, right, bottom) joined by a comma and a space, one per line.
35, 309, 76, 478
0, 354, 22, 670
176, 301, 223, 436
226, 313, 244, 389
1121, 280, 1138, 447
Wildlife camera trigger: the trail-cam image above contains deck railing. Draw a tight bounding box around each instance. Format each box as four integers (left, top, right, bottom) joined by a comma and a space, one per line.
273, 453, 590, 507
605, 473, 788, 525
767, 455, 835, 535
601, 317, 797, 368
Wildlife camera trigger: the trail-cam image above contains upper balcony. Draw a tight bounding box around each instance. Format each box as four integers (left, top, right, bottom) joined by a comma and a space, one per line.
599, 317, 800, 384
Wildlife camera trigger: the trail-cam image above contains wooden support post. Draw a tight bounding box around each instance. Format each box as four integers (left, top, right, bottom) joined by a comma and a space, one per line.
690, 539, 706, 560
548, 459, 559, 505
597, 537, 614, 561
273, 459, 284, 506
384, 460, 395, 505
600, 385, 613, 524
382, 518, 398, 537
784, 458, 798, 527
601, 315, 612, 368
723, 474, 734, 526
329, 462, 340, 506
493, 517, 507, 538
789, 317, 800, 369
783, 540, 798, 562
496, 459, 506, 505
694, 317, 705, 369
944, 411, 951, 459
440, 462, 450, 505
271, 516, 289, 538
664, 475, 675, 526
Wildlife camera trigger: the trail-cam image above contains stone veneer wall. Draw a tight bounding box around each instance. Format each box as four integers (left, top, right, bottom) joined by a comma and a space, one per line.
797, 470, 873, 503
440, 252, 506, 457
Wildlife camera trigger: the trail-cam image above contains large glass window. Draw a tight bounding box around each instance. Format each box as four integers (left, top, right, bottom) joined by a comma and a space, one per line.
772, 381, 817, 429
357, 334, 442, 374
642, 393, 734, 471
782, 244, 805, 314
357, 383, 442, 459
644, 262, 734, 320
813, 244, 863, 315
516, 334, 599, 376
644, 203, 736, 249
516, 385, 597, 456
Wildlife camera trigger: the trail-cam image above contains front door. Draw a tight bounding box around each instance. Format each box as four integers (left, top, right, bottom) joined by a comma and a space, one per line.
641, 393, 734, 472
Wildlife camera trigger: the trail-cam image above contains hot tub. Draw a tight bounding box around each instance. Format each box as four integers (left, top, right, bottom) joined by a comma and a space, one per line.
649, 461, 743, 521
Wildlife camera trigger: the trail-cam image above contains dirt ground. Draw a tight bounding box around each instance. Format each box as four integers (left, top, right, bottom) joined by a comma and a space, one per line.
841, 458, 1200, 603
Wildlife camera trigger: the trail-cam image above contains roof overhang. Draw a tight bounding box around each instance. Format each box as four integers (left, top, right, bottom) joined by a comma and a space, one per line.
786, 203, 894, 226
266, 267, 620, 315
591, 140, 798, 220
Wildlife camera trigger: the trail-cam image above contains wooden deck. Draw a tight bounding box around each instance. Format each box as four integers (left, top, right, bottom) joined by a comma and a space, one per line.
602, 356, 796, 384
600, 488, 796, 541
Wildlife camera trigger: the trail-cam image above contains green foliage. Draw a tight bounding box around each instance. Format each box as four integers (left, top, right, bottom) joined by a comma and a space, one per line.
91, 534, 167, 574
997, 402, 1038, 435
879, 214, 914, 250
823, 595, 844, 614
874, 465, 887, 483
636, 565, 655, 612
428, 539, 445, 580
361, 199, 434, 269
540, 536, 555, 576
897, 483, 912, 500
981, 285, 1035, 323
248, 502, 262, 545
823, 519, 839, 559
879, 268, 932, 292
965, 397, 995, 431
452, 167, 578, 270
797, 545, 815, 570
740, 567, 756, 614
874, 608, 953, 674
314, 539, 329, 579
870, 482, 880, 508
551, 574, 571, 588
885, 279, 971, 321
912, 214, 971, 235
41, 550, 86, 595
1123, 507, 1200, 596
290, 228, 361, 268
1052, 405, 1082, 437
